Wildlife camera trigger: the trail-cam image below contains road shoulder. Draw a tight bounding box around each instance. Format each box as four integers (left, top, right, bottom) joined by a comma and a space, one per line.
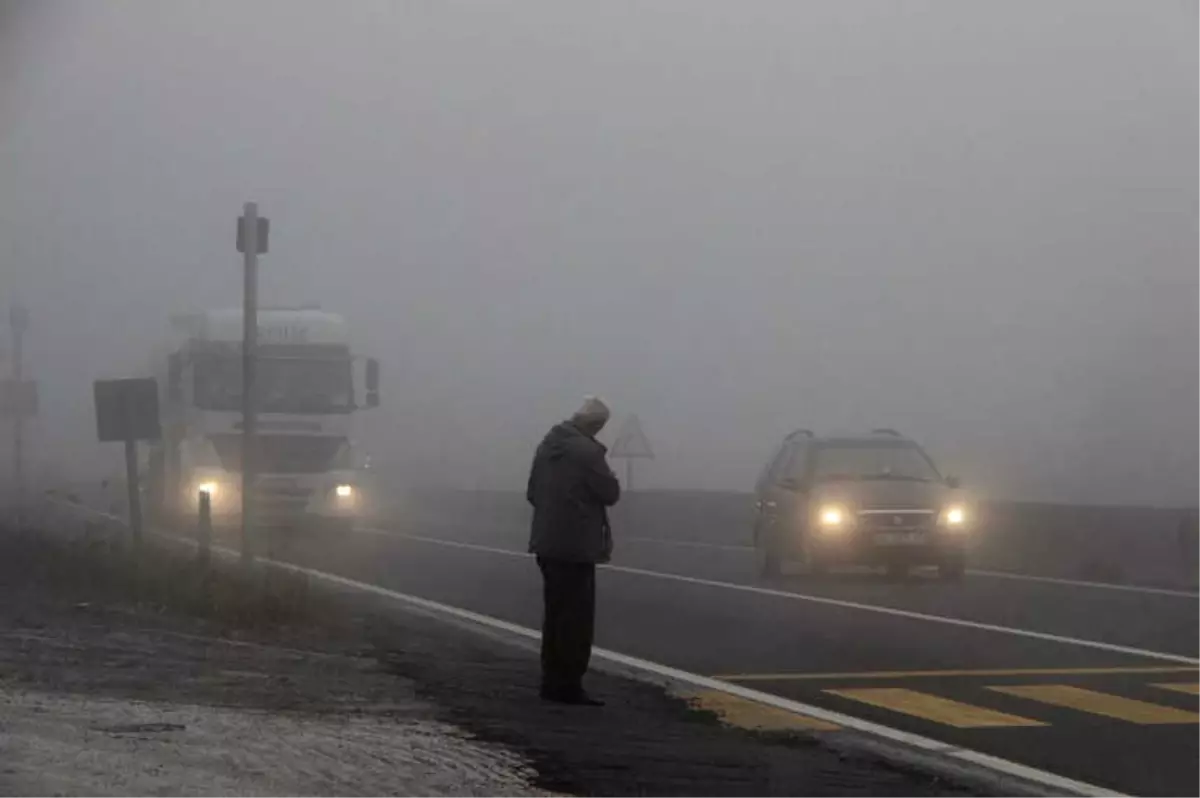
1, 522, 986, 797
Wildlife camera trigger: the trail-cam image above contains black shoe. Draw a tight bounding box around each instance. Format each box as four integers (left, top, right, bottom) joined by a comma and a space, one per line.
567, 692, 605, 707
540, 687, 604, 706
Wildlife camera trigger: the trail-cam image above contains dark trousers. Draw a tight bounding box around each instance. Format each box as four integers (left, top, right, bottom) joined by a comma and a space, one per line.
537, 557, 596, 695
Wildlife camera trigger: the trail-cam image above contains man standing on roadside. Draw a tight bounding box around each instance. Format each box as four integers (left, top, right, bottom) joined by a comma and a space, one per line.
527, 396, 621, 705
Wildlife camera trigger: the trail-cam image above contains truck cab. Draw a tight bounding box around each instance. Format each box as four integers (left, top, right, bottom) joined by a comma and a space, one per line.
146, 307, 379, 533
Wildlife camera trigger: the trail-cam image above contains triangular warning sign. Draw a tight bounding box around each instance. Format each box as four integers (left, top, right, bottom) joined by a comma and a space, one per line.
611, 414, 654, 459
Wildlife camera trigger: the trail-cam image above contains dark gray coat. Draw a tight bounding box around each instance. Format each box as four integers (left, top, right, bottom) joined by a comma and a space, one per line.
527, 421, 621, 563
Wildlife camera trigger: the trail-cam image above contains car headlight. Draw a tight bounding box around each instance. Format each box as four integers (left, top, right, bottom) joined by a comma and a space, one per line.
197, 481, 219, 498
941, 505, 967, 528
817, 504, 849, 532
335, 484, 354, 499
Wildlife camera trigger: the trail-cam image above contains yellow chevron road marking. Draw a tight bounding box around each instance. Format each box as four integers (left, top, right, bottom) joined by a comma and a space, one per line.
825, 688, 1046, 728
991, 685, 1200, 725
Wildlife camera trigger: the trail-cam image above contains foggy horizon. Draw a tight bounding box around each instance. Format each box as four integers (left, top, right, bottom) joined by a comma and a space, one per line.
2, 0, 1196, 506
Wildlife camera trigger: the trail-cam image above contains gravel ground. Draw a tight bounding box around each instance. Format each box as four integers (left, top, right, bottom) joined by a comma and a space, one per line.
0, 689, 540, 796
0, 520, 983, 796
0, 529, 543, 797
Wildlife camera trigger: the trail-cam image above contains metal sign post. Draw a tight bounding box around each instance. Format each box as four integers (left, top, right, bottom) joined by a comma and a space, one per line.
610, 414, 654, 493
123, 431, 143, 544
93, 377, 161, 545
236, 202, 269, 565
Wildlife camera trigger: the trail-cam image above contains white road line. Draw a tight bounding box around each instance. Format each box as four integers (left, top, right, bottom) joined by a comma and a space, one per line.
610, 535, 1200, 600
47, 502, 1124, 796
378, 529, 1200, 666
966, 569, 1199, 599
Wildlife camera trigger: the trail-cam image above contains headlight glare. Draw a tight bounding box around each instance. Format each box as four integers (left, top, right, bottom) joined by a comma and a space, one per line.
335, 484, 354, 499
818, 505, 847, 529
197, 481, 218, 498
942, 505, 967, 527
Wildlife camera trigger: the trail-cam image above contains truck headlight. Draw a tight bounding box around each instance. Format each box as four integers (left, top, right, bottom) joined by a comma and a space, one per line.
335, 484, 354, 499
941, 505, 967, 528
817, 504, 849, 533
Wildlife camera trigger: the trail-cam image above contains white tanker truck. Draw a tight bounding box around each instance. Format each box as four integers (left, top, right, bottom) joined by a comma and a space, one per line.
143, 306, 379, 532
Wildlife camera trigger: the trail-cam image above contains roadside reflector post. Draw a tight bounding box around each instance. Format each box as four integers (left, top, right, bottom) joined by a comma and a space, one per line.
197, 490, 212, 569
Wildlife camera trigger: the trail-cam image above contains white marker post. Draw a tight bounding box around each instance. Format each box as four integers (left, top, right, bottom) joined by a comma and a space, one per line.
236, 202, 269, 565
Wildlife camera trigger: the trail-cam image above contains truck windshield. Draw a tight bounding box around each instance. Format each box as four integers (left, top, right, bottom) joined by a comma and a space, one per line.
812, 444, 942, 483
194, 354, 353, 413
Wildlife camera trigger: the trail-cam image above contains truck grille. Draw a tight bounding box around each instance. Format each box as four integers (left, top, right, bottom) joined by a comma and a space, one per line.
258, 483, 313, 498
211, 434, 343, 474
255, 477, 314, 516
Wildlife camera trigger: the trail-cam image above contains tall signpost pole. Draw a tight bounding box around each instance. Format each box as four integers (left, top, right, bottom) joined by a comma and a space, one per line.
123, 402, 143, 546
10, 304, 29, 528
237, 202, 269, 566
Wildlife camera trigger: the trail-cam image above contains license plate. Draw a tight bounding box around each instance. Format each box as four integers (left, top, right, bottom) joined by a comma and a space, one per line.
875, 531, 925, 545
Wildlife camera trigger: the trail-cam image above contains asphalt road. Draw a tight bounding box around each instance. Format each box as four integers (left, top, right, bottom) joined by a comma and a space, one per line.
264, 506, 1196, 797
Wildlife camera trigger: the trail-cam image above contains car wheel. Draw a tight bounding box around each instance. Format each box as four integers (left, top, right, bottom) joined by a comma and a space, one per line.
755, 537, 782, 579
798, 539, 826, 578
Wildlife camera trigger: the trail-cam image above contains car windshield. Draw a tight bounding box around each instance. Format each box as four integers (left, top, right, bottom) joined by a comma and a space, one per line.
812, 445, 942, 483
194, 354, 353, 413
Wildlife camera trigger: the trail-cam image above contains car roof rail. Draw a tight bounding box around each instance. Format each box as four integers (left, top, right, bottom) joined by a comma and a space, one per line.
785, 428, 814, 440
871, 428, 902, 436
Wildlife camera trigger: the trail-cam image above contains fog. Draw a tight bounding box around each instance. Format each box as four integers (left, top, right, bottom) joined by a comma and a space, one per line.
1, 1, 1196, 505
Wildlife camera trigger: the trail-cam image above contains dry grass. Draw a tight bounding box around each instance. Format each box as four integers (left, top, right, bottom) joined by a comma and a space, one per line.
0, 525, 330, 631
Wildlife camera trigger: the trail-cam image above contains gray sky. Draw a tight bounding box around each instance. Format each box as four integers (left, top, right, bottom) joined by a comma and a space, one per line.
1, 0, 1196, 504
